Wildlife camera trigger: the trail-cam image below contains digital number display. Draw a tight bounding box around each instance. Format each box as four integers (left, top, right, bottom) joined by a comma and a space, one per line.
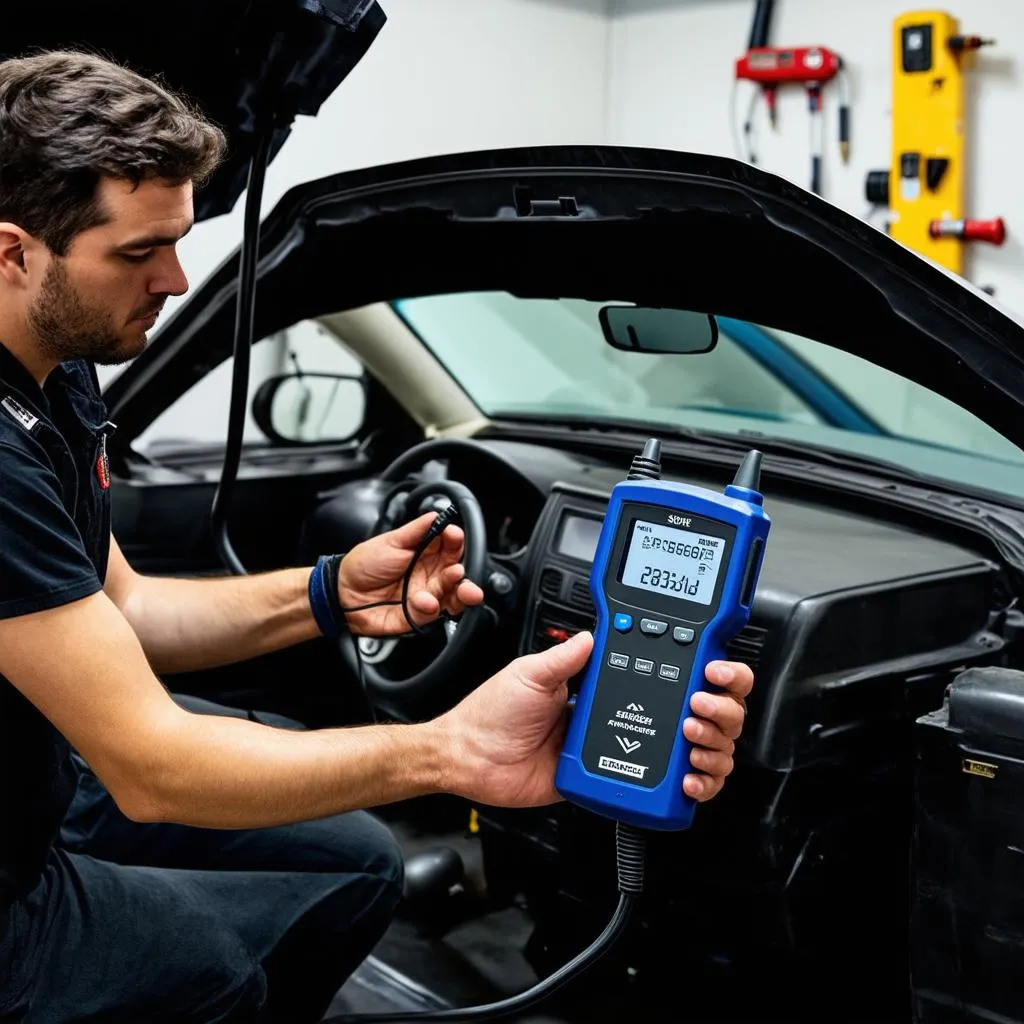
619, 519, 725, 606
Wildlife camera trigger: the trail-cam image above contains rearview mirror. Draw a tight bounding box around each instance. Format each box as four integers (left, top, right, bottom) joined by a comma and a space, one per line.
599, 305, 718, 354
252, 372, 366, 445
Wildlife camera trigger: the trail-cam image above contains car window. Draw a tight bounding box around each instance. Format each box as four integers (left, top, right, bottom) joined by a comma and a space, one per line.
394, 291, 1024, 503
133, 320, 364, 452
770, 327, 1024, 461
396, 292, 824, 427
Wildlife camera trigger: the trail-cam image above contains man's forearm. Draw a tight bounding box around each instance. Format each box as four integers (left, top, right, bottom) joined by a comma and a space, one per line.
121, 568, 322, 673
126, 708, 456, 828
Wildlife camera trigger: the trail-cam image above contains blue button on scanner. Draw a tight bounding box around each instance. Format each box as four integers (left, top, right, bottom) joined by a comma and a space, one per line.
613, 613, 633, 633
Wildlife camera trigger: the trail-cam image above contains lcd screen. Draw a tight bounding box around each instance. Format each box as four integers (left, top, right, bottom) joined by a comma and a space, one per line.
619, 519, 725, 606
556, 514, 603, 564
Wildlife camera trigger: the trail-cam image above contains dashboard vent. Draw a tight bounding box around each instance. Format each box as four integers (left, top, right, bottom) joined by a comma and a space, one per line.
539, 568, 563, 602
568, 577, 595, 615
726, 625, 768, 671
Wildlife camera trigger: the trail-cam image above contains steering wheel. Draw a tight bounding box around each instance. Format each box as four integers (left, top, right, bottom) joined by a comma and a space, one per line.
337, 441, 494, 722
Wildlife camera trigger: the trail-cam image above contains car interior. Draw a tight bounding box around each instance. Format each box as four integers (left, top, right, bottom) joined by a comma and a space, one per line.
104, 292, 1024, 1023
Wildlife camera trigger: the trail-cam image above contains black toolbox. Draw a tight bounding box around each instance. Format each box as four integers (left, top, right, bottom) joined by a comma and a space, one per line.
912, 666, 1024, 1024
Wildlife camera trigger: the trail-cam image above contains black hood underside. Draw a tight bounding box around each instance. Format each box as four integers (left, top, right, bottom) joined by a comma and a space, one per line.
0, 0, 387, 221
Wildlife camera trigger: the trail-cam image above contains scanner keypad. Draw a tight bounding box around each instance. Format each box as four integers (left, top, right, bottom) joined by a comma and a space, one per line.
584, 601, 707, 789
603, 605, 703, 685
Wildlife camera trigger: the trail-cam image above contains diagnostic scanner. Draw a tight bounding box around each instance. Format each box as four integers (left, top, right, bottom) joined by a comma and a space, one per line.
555, 438, 770, 831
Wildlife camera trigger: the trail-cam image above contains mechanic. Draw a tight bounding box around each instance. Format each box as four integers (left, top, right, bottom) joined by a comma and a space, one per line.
0, 50, 756, 1024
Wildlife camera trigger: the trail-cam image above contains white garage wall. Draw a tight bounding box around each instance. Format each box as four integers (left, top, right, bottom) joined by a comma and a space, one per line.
112, 0, 612, 443
606, 0, 1024, 310
171, 0, 611, 306
117, 0, 1024, 449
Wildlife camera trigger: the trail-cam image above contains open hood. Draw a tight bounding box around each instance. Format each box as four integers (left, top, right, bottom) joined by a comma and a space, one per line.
101, 144, 1024, 451
0, 0, 387, 220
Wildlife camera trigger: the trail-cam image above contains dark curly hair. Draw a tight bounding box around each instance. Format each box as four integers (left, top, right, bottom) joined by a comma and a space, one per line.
0, 50, 226, 255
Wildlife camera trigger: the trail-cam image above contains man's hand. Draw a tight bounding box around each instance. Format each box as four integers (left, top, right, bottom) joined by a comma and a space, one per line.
681, 659, 754, 801
337, 512, 485, 637
433, 630, 754, 808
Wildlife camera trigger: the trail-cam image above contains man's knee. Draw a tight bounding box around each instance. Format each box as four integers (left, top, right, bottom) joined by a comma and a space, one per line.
295, 808, 404, 891
205, 964, 270, 1024
356, 811, 405, 892
166, 918, 272, 1024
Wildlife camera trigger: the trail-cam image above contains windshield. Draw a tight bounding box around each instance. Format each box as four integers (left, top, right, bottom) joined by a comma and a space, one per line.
393, 291, 1024, 503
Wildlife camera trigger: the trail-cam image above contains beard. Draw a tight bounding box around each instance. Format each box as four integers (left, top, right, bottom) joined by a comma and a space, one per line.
27, 258, 150, 367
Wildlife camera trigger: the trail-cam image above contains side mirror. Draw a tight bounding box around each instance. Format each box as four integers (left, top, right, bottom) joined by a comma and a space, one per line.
252, 372, 366, 445
599, 305, 719, 354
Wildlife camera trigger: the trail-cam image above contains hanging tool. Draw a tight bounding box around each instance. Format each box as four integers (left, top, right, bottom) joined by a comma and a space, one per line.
928, 217, 1006, 245
732, 0, 850, 195
807, 81, 823, 195
863, 11, 1004, 276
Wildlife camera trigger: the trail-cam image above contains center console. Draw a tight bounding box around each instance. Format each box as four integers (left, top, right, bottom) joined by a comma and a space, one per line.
519, 484, 766, 672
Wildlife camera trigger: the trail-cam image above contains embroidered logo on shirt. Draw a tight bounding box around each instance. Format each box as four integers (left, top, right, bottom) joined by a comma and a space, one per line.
96, 433, 111, 490
1, 395, 39, 432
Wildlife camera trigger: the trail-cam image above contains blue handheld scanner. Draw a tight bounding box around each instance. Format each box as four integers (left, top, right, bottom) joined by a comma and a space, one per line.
554, 439, 770, 831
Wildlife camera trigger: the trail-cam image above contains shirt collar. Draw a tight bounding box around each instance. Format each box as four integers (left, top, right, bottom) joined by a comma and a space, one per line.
0, 341, 83, 419
0, 340, 48, 409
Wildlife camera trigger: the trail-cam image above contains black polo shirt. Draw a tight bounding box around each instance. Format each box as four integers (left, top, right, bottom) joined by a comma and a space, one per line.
0, 341, 113, 901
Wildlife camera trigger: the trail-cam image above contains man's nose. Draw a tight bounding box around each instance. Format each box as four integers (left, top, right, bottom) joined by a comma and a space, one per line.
149, 250, 189, 297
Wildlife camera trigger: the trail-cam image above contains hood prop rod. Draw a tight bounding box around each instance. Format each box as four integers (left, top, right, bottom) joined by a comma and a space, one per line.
209, 123, 275, 575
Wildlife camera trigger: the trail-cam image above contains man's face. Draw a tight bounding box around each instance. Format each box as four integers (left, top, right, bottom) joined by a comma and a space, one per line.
27, 176, 192, 366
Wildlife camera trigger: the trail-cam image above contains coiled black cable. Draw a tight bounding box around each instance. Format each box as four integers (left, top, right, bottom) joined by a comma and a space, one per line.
326, 823, 647, 1022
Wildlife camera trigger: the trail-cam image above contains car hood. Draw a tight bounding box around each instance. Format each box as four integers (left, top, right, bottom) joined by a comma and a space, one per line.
100, 144, 1024, 453
0, 0, 387, 220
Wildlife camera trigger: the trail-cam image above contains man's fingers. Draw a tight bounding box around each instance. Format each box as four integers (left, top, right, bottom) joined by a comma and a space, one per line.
688, 691, 746, 741
440, 563, 467, 587
684, 773, 724, 802
454, 577, 485, 607
409, 590, 440, 618
704, 659, 754, 698
688, 746, 733, 778
682, 716, 735, 753
440, 524, 465, 556
391, 511, 440, 547
437, 565, 484, 606
514, 630, 593, 692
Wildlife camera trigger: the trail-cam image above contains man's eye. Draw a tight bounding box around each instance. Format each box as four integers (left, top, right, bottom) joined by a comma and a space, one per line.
120, 251, 153, 263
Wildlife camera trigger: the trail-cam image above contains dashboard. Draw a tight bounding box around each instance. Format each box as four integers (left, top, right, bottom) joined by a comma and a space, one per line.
306, 434, 1010, 773
297, 431, 1015, 1017
464, 439, 1008, 772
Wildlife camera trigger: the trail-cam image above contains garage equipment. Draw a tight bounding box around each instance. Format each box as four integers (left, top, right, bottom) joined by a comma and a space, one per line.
554, 439, 770, 830
732, 0, 850, 195
863, 10, 1004, 275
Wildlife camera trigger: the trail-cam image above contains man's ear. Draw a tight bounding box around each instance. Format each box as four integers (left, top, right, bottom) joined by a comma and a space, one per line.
0, 223, 36, 287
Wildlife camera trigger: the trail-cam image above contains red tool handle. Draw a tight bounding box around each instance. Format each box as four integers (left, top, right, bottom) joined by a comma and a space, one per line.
735, 46, 842, 84
929, 217, 1006, 245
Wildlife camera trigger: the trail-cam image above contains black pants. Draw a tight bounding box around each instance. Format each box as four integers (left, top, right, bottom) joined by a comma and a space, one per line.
0, 696, 405, 1023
